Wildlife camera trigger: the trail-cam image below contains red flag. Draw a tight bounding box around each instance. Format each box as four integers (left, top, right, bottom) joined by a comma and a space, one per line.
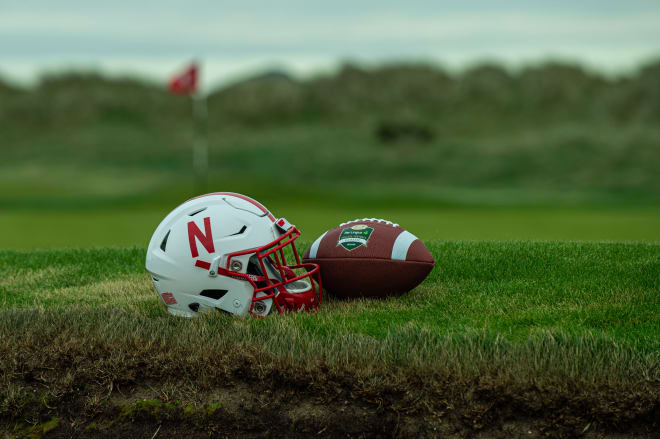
168, 63, 198, 95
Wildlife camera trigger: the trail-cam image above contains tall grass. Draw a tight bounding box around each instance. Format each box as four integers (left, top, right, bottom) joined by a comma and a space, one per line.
0, 307, 656, 385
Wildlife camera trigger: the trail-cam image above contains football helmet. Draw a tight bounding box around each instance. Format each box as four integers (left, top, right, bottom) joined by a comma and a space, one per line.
146, 192, 322, 317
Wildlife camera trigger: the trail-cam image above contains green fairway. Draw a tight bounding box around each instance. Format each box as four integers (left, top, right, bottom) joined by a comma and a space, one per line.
1, 204, 659, 249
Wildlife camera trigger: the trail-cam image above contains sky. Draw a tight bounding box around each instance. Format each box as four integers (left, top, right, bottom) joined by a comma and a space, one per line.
1, 0, 660, 90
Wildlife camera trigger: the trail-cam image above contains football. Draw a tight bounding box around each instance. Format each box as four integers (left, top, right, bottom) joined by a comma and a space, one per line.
302, 218, 435, 299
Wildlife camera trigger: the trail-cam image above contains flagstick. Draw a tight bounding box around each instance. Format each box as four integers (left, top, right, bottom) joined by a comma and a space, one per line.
192, 92, 208, 193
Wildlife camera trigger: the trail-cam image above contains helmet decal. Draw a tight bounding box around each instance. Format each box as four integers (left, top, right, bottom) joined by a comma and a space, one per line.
161, 292, 177, 305
187, 216, 215, 258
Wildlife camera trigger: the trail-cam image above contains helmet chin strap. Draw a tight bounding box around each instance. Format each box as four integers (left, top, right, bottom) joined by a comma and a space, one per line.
274, 285, 318, 312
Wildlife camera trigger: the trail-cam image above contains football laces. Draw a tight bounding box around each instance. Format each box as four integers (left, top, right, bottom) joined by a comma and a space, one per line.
339, 218, 399, 227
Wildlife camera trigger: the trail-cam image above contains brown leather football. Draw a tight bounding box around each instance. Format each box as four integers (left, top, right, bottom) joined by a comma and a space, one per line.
302, 219, 435, 299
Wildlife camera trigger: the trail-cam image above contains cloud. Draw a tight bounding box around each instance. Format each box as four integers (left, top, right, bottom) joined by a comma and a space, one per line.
0, 1, 659, 86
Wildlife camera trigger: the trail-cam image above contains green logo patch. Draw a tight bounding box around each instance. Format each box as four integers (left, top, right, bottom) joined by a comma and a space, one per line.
337, 224, 374, 251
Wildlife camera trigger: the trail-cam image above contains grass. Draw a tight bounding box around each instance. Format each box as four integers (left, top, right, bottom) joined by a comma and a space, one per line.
2, 66, 659, 435
1, 242, 658, 380
1, 204, 659, 249
1, 165, 659, 249
4, 121, 660, 198
2, 114, 660, 248
2, 122, 660, 249
1, 243, 658, 436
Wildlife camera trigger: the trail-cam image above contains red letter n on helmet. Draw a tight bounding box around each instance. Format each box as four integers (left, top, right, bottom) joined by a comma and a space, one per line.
188, 217, 215, 258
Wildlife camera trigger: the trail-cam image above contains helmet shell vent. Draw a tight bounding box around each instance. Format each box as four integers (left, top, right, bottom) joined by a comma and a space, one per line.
228, 225, 248, 236
200, 289, 229, 300
160, 230, 170, 252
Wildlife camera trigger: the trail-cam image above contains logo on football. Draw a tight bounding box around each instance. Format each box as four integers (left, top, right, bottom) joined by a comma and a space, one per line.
337, 224, 374, 251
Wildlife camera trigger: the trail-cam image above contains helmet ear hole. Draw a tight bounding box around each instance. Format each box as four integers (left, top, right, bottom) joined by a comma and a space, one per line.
247, 255, 264, 276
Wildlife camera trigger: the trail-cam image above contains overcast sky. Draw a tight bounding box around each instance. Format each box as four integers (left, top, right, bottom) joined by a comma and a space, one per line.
2, 0, 659, 89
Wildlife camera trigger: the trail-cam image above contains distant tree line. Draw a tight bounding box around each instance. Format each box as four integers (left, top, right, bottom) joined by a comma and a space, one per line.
1, 60, 659, 132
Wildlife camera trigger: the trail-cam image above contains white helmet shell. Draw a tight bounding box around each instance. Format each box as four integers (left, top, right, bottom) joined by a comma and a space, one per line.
146, 192, 321, 317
